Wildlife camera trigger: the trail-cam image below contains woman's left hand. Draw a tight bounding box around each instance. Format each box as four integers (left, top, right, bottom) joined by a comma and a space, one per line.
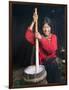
35, 32, 42, 39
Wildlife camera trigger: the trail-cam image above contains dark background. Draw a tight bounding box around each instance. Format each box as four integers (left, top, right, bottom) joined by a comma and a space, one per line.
12, 2, 67, 69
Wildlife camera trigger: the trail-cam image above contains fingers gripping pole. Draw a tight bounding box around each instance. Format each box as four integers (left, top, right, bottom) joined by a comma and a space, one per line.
34, 8, 39, 73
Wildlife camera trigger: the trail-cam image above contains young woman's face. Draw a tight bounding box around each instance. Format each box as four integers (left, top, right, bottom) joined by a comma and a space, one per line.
42, 23, 51, 36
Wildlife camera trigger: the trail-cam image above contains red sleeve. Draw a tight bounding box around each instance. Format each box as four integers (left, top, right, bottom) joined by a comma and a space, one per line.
25, 28, 35, 45
39, 34, 58, 54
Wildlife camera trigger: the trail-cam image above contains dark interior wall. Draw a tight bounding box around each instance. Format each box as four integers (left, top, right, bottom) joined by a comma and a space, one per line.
12, 2, 66, 68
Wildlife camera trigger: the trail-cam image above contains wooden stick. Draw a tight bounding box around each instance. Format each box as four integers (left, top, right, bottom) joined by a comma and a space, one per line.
34, 8, 39, 73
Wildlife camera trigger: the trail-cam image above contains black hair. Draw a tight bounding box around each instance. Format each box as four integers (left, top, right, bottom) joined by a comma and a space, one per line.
41, 17, 55, 34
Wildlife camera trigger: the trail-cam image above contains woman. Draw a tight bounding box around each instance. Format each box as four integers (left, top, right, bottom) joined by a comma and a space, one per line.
25, 13, 61, 83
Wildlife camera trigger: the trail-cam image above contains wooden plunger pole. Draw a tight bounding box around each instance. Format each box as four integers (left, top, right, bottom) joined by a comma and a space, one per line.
34, 8, 39, 73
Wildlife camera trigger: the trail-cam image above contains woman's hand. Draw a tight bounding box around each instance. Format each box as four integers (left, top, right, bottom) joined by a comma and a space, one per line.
33, 13, 38, 23
28, 12, 38, 31
35, 32, 42, 39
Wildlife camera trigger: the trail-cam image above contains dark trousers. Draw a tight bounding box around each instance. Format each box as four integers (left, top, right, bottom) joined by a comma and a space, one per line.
42, 58, 61, 83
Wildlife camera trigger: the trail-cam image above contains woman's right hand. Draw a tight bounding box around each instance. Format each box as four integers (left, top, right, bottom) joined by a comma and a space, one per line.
28, 12, 38, 31
33, 12, 38, 23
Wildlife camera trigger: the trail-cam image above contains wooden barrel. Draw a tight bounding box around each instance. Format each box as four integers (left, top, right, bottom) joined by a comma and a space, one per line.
23, 65, 47, 84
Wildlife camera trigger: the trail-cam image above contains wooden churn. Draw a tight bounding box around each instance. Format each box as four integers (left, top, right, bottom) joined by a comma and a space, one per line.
23, 8, 47, 85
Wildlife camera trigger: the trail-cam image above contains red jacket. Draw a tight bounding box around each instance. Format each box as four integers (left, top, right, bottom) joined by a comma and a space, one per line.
25, 28, 58, 64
